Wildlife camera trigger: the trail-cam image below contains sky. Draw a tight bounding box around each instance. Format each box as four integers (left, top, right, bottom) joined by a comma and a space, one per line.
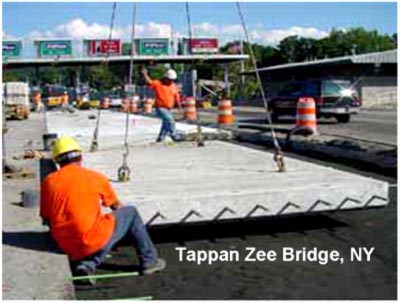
2, 2, 397, 58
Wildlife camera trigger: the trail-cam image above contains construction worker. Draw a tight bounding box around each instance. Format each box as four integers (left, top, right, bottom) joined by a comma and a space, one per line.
40, 136, 165, 284
142, 67, 182, 142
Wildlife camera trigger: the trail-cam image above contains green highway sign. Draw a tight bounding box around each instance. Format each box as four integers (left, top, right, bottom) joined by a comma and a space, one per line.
38, 40, 73, 57
136, 38, 169, 56
3, 41, 22, 58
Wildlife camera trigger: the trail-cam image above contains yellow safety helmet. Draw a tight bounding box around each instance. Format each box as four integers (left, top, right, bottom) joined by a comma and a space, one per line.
52, 136, 82, 159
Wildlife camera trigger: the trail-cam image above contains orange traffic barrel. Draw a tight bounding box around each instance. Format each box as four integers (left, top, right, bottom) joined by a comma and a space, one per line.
184, 97, 197, 121
32, 92, 42, 108
143, 98, 154, 114
61, 92, 69, 107
102, 97, 110, 109
217, 99, 234, 125
128, 95, 139, 113
121, 98, 129, 112
296, 97, 317, 133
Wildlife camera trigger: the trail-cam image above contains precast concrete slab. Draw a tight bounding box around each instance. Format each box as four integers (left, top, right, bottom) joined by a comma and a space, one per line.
46, 109, 226, 152
81, 141, 389, 225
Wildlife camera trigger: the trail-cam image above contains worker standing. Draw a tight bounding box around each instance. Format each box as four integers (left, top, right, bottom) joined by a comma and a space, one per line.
142, 67, 182, 142
40, 136, 166, 284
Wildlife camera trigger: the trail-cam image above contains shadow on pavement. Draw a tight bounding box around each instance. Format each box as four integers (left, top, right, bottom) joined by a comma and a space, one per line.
2, 230, 63, 254
145, 214, 349, 245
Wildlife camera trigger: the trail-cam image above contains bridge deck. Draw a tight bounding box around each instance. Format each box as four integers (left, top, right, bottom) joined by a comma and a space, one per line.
46, 110, 389, 225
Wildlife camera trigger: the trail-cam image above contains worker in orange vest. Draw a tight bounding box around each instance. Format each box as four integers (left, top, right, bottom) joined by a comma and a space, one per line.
142, 67, 182, 142
40, 136, 166, 284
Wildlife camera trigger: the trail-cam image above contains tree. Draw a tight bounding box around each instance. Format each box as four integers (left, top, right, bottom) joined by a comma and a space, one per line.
3, 71, 18, 82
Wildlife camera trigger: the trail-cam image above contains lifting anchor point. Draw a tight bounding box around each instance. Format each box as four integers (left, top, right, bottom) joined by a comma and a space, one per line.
273, 149, 286, 172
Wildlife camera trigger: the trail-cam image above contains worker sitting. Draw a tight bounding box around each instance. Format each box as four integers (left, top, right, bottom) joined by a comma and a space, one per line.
142, 67, 182, 142
40, 136, 165, 284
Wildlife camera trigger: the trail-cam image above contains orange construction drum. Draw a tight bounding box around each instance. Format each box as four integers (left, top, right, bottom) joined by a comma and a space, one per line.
143, 98, 154, 114
121, 98, 129, 112
128, 95, 139, 113
102, 96, 110, 109
184, 97, 197, 121
217, 99, 234, 125
296, 97, 317, 134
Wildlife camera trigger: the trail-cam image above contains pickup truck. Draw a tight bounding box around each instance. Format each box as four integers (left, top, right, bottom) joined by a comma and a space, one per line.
268, 79, 361, 123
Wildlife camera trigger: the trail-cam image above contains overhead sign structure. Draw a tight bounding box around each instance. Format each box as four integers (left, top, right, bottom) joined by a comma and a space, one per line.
179, 38, 219, 55
2, 41, 22, 58
36, 40, 73, 57
189, 38, 219, 53
85, 39, 121, 56
136, 38, 170, 56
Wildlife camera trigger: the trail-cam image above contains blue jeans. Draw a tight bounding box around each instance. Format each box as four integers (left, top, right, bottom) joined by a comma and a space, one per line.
156, 107, 179, 141
72, 206, 158, 272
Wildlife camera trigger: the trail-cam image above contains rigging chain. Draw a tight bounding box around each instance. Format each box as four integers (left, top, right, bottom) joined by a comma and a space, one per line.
90, 2, 117, 152
118, 2, 137, 182
236, 2, 286, 172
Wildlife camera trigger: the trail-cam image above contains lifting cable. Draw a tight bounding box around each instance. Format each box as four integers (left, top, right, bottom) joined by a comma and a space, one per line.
117, 2, 137, 182
185, 2, 205, 147
90, 1, 117, 152
236, 2, 286, 172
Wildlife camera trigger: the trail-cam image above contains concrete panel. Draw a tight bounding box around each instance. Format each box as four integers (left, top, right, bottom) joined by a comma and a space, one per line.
82, 141, 389, 225
45, 109, 388, 225
46, 110, 223, 152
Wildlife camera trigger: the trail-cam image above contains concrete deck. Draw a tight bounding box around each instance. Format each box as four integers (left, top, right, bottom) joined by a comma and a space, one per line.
82, 140, 388, 225
43, 109, 389, 225
46, 109, 226, 152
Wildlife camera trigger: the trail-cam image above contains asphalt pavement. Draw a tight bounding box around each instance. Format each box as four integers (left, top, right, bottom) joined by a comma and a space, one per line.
196, 107, 397, 146
77, 107, 397, 300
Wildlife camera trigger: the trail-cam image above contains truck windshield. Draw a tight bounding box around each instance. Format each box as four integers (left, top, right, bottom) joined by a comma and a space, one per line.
42, 86, 66, 97
322, 80, 352, 96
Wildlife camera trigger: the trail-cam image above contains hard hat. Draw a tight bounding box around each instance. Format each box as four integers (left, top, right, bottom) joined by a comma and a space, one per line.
52, 136, 82, 159
165, 69, 177, 80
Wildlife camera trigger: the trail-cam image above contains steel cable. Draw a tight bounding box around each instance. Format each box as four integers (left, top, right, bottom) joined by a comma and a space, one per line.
118, 2, 137, 181
236, 2, 286, 172
90, 1, 117, 152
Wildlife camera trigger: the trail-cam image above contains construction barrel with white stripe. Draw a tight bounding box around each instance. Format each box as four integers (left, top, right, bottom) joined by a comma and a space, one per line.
218, 99, 234, 125
121, 98, 129, 112
143, 98, 154, 114
128, 95, 139, 113
184, 97, 197, 121
296, 97, 317, 133
102, 96, 110, 109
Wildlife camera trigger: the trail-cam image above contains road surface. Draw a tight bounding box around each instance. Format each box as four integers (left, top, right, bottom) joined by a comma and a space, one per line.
196, 107, 397, 146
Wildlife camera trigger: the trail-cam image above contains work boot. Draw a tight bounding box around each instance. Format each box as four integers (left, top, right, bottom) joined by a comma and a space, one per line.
75, 264, 96, 286
142, 258, 166, 275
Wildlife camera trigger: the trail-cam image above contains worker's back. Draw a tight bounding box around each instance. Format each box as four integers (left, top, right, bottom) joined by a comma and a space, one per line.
40, 163, 116, 260
149, 79, 179, 109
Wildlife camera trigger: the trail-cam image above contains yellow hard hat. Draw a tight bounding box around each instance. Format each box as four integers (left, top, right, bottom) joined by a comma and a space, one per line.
52, 136, 82, 159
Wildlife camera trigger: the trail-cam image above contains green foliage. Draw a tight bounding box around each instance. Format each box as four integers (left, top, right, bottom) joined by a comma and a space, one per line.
278, 27, 396, 62
40, 68, 59, 84
3, 71, 19, 82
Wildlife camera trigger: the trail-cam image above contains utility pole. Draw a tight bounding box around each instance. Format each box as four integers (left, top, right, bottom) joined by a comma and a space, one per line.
239, 39, 245, 102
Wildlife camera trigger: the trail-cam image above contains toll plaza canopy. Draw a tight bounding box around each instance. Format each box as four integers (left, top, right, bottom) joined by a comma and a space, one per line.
2, 54, 249, 69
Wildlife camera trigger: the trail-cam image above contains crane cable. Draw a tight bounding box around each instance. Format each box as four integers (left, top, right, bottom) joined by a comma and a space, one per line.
185, 2, 205, 147
236, 2, 286, 172
117, 2, 137, 182
90, 1, 117, 152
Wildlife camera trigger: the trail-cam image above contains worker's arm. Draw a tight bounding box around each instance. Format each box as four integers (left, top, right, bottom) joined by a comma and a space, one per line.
109, 199, 122, 210
141, 67, 153, 86
98, 173, 122, 210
